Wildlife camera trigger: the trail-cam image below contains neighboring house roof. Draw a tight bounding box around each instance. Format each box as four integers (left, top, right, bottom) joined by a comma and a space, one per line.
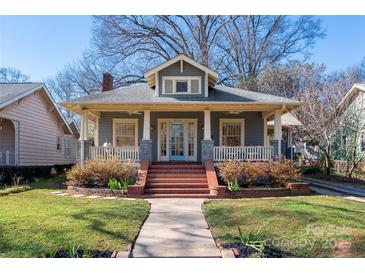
66, 118, 80, 136
144, 54, 219, 88
0, 83, 42, 108
0, 82, 73, 134
337, 83, 365, 110
62, 83, 301, 106
267, 112, 303, 127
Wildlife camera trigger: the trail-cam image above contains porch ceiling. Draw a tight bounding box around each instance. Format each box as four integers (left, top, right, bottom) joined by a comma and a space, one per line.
64, 102, 299, 114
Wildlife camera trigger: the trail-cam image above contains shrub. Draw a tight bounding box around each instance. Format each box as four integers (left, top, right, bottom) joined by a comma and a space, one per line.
243, 162, 270, 187
218, 161, 245, 184
66, 160, 137, 188
218, 159, 301, 189
0, 165, 72, 187
108, 178, 135, 191
269, 158, 301, 187
301, 165, 322, 175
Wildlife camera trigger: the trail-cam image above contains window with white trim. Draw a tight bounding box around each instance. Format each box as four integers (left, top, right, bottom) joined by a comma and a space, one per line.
56, 136, 61, 151
65, 138, 72, 159
113, 119, 138, 147
162, 76, 201, 94
220, 119, 244, 146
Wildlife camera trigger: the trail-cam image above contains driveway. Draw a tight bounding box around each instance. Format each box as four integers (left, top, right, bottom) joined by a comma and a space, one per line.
132, 199, 221, 258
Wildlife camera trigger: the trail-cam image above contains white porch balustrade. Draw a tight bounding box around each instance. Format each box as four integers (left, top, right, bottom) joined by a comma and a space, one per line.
213, 146, 274, 161
89, 146, 139, 161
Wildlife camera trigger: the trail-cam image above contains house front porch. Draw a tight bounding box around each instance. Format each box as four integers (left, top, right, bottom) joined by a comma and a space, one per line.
79, 109, 285, 163
0, 117, 19, 166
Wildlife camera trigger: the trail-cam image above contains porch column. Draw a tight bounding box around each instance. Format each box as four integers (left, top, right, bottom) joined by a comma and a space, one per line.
287, 128, 293, 160
202, 110, 214, 163
78, 111, 90, 163
139, 110, 152, 162
271, 110, 282, 158
11, 120, 19, 166
204, 110, 211, 140
94, 118, 99, 147
143, 110, 151, 140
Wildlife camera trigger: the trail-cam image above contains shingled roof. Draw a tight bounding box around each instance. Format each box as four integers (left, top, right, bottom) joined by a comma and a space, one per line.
62, 83, 301, 105
0, 82, 43, 108
0, 82, 72, 134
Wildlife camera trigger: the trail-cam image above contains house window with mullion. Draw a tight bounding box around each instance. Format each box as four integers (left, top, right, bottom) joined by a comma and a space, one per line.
113, 119, 138, 147
220, 119, 244, 146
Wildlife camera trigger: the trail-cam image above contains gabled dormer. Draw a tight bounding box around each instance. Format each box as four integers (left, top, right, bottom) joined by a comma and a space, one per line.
144, 54, 219, 98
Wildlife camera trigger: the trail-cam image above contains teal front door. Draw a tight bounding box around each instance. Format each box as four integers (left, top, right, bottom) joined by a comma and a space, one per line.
169, 123, 186, 161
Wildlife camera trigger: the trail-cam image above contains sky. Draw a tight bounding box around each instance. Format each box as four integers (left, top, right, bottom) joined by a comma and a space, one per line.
0, 15, 365, 82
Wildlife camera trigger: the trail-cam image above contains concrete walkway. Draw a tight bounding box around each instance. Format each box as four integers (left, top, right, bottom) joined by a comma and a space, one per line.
303, 177, 365, 196
132, 199, 221, 258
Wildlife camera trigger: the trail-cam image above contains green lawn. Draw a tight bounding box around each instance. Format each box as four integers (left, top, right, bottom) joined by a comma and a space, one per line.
203, 196, 365, 257
0, 177, 150, 257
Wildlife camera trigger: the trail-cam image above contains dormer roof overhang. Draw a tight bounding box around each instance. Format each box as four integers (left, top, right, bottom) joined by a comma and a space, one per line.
144, 54, 219, 88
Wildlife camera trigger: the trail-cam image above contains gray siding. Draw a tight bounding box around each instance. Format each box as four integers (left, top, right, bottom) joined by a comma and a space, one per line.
211, 112, 264, 146
98, 111, 265, 162
158, 61, 205, 98
98, 112, 144, 146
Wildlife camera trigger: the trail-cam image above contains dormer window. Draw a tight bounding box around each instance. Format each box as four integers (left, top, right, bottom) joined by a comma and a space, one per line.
162, 76, 201, 94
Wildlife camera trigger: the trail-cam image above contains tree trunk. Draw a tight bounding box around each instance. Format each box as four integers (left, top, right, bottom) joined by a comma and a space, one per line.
324, 149, 331, 176
347, 165, 354, 179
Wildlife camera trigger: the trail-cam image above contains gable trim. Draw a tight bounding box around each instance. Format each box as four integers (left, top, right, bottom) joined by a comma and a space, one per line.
144, 54, 219, 80
0, 83, 73, 135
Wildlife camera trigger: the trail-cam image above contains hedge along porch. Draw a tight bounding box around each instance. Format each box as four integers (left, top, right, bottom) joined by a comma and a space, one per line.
62, 54, 302, 164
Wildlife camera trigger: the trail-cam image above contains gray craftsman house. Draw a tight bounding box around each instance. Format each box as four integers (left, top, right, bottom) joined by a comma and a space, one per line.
62, 54, 302, 165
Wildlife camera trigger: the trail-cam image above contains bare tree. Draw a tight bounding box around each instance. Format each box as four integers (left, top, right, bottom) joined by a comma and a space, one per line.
0, 67, 30, 83
49, 16, 324, 101
217, 16, 325, 90
93, 15, 227, 68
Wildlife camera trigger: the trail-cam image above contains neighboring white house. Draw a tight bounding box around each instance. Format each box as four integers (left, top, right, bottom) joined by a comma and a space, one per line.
0, 83, 79, 166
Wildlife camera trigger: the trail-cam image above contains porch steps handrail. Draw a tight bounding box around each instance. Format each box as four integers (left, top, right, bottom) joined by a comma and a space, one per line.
214, 146, 273, 161
89, 146, 139, 161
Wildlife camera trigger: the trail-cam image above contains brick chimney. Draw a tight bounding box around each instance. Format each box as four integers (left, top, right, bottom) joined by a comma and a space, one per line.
102, 73, 113, 92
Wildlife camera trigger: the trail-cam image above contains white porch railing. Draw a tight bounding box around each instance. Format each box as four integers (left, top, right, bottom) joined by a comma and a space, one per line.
89, 146, 139, 161
214, 146, 274, 161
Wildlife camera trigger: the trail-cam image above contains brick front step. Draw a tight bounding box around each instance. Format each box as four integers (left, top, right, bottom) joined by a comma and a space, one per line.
144, 188, 210, 195
150, 164, 203, 169
143, 193, 214, 198
147, 178, 208, 184
146, 183, 209, 189
149, 168, 206, 174
148, 173, 207, 178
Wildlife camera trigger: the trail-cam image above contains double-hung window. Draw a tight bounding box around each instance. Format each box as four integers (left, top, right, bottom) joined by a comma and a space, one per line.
162, 77, 201, 94
65, 138, 72, 159
56, 136, 62, 151
113, 119, 138, 147
219, 119, 245, 146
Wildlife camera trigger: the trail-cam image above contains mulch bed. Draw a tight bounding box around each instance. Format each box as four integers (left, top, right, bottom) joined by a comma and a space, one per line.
223, 243, 293, 258
225, 187, 292, 199
48, 249, 113, 258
